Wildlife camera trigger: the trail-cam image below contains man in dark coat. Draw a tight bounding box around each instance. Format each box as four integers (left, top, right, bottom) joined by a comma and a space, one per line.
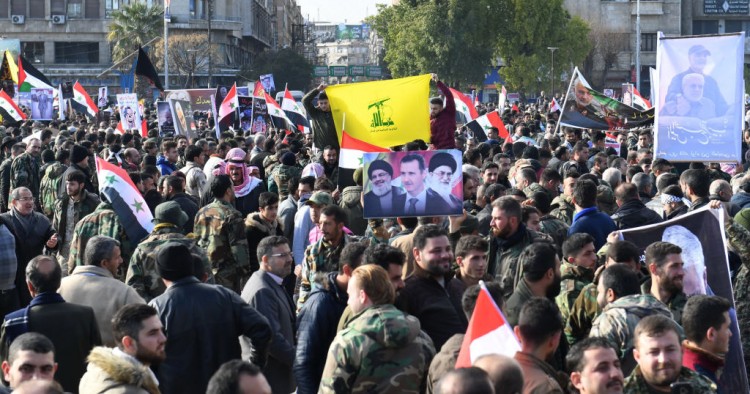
161, 175, 198, 234
245, 192, 284, 274
149, 242, 272, 394
0, 255, 101, 393
611, 183, 663, 230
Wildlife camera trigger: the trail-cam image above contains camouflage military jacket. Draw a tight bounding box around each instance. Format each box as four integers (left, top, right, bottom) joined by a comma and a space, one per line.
126, 224, 213, 302
640, 278, 687, 326
489, 226, 551, 300
623, 365, 717, 394
550, 195, 575, 225
539, 215, 569, 249
590, 294, 674, 360
193, 199, 250, 273
565, 281, 601, 346
555, 259, 594, 327
523, 182, 555, 203
268, 163, 302, 200
723, 217, 750, 378
67, 202, 132, 276
298, 234, 360, 310
320, 304, 436, 394
10, 152, 41, 198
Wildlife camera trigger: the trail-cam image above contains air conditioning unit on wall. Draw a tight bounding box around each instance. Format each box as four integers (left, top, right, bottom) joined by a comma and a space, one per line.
52, 15, 66, 24
11, 15, 25, 24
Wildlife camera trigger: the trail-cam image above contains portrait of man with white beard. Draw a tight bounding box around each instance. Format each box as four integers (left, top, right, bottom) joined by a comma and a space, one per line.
363, 159, 404, 218
427, 151, 463, 211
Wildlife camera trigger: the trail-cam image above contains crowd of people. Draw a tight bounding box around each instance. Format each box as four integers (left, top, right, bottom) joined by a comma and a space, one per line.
0, 77, 748, 394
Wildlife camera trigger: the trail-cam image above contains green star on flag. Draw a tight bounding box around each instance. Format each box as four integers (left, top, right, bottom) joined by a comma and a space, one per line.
131, 200, 144, 213
106, 175, 117, 185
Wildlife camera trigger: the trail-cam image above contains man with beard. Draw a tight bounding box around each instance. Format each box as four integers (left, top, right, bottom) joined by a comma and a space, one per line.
395, 224, 467, 351
567, 337, 625, 394
429, 74, 457, 150
320, 146, 339, 186
505, 242, 561, 327
428, 152, 462, 211
624, 315, 717, 393
363, 159, 403, 217
642, 242, 688, 326
681, 295, 732, 388
590, 264, 674, 376
79, 304, 164, 393
488, 196, 550, 300
225, 148, 265, 217
394, 154, 451, 216
10, 139, 41, 208
52, 170, 100, 275
666, 44, 727, 117
513, 297, 567, 393
560, 142, 590, 180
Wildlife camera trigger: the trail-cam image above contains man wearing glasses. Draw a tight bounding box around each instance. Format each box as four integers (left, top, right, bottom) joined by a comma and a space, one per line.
427, 152, 462, 211
241, 235, 297, 394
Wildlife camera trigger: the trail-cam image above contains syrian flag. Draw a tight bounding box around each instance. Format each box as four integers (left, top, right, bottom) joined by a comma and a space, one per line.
95, 157, 154, 243
70, 81, 98, 118
135, 47, 164, 92
338, 128, 388, 189
449, 88, 479, 123
18, 55, 53, 92
466, 110, 509, 142
498, 85, 507, 110
281, 87, 310, 133
264, 91, 293, 129
631, 87, 652, 110
550, 98, 561, 113
455, 281, 520, 368
0, 89, 26, 122
218, 83, 239, 120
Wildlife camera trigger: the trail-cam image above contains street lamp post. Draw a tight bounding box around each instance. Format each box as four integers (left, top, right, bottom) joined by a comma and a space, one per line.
635, 0, 641, 91
548, 47, 559, 97
207, 0, 213, 88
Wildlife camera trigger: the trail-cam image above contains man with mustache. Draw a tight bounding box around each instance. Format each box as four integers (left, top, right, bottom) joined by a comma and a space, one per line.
363, 159, 403, 217
427, 152, 462, 211
642, 242, 687, 326
394, 154, 451, 216
624, 315, 717, 393
590, 264, 674, 377
567, 337, 625, 394
505, 242, 562, 327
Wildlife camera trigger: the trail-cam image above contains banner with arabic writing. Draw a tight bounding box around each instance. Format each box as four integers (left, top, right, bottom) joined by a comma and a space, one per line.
654, 32, 744, 162
559, 68, 654, 131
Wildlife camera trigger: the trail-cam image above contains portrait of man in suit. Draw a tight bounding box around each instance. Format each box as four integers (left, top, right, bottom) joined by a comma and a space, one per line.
363, 159, 404, 218
394, 153, 451, 216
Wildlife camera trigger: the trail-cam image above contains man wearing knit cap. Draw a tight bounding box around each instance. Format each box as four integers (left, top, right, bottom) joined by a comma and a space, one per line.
194, 174, 251, 293
127, 201, 213, 302
269, 151, 302, 201
58, 144, 94, 196
428, 151, 462, 211
149, 242, 272, 394
225, 147, 265, 217
363, 159, 404, 218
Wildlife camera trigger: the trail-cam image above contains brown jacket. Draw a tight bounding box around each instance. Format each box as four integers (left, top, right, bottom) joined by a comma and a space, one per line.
514, 351, 566, 394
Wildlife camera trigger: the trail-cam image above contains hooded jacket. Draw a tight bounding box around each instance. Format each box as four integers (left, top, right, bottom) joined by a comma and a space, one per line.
245, 212, 284, 274
79, 347, 160, 394
339, 186, 367, 236
319, 304, 436, 393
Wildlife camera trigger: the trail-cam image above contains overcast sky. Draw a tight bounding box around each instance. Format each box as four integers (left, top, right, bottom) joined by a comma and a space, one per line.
296, 0, 387, 24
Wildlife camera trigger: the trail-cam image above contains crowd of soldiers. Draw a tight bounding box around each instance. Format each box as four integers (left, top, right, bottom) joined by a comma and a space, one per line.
0, 78, 747, 394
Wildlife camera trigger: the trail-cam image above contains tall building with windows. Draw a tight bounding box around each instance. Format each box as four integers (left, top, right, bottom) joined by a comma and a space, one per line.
0, 0, 299, 91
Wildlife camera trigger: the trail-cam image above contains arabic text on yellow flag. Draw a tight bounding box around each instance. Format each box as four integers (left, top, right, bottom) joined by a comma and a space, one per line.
326, 74, 431, 148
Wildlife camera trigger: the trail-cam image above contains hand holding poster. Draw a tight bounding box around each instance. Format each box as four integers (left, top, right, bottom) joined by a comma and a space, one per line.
655, 33, 744, 162
362, 149, 463, 218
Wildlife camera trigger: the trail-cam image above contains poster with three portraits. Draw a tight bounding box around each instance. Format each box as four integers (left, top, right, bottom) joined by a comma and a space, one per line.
363, 149, 463, 219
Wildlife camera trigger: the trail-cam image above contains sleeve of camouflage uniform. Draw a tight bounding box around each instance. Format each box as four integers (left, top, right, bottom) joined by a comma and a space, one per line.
10, 157, 28, 190
66, 224, 83, 275
726, 217, 750, 265
228, 214, 252, 274
189, 242, 215, 284
589, 311, 629, 358
297, 244, 314, 311
125, 247, 152, 302
565, 284, 599, 346
319, 332, 363, 393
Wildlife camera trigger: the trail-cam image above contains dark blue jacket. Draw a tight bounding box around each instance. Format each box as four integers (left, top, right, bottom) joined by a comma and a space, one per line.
293, 272, 348, 394
568, 207, 617, 250
156, 155, 177, 176
731, 191, 750, 210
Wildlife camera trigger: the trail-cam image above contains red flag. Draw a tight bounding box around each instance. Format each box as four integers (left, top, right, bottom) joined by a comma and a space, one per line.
449, 88, 479, 122
252, 81, 266, 98
455, 282, 520, 368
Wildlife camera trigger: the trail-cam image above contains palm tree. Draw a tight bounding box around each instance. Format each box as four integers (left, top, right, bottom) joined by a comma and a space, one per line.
107, 1, 163, 64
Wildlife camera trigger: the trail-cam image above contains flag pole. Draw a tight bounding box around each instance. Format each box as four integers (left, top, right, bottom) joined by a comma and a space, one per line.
554, 68, 578, 136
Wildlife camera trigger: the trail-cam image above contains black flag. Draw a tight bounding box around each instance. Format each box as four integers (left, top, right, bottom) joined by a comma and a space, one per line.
135, 46, 164, 92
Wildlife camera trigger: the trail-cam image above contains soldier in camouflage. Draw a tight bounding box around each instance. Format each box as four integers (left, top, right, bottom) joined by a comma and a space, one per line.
67, 200, 132, 278
590, 264, 675, 376
10, 138, 41, 208
641, 242, 687, 326
52, 170, 100, 275
549, 171, 579, 225
39, 155, 67, 220
624, 315, 717, 394
555, 233, 596, 327
193, 174, 250, 294
268, 152, 302, 201
126, 201, 213, 302
320, 264, 435, 394
724, 205, 750, 380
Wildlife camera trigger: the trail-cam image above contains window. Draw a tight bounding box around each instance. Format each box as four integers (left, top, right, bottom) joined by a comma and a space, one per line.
693, 20, 719, 35
51, 0, 65, 14
726, 20, 744, 33
0, 0, 8, 18
29, 0, 44, 18
68, 0, 82, 17
22, 42, 45, 63
55, 42, 99, 64
105, 0, 123, 18
86, 0, 100, 18
10, 0, 24, 16
641, 33, 656, 52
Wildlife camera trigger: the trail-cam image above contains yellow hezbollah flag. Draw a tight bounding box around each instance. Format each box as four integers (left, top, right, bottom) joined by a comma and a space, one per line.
1, 51, 18, 84
326, 74, 431, 148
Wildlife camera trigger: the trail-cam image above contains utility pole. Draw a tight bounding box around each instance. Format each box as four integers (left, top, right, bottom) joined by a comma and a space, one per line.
548, 47, 558, 97
164, 1, 170, 90
635, 0, 641, 91
207, 0, 213, 88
